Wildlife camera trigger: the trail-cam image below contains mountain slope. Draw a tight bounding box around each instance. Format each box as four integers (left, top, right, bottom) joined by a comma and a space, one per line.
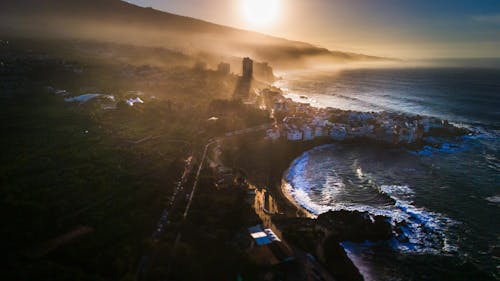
0, 0, 383, 67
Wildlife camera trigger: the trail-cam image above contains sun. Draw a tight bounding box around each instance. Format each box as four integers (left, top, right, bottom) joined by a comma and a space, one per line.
241, 0, 280, 27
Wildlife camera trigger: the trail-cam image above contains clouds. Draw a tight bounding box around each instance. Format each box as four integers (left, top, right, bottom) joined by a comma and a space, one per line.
472, 14, 500, 25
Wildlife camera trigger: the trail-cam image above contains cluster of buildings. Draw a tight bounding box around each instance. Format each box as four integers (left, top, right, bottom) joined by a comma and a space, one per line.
217, 62, 230, 75
264, 93, 453, 145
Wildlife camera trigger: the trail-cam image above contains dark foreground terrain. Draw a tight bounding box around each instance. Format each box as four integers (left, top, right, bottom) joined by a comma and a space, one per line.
0, 39, 271, 281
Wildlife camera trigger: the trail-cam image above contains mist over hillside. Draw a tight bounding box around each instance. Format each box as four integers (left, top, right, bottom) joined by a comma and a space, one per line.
0, 0, 384, 68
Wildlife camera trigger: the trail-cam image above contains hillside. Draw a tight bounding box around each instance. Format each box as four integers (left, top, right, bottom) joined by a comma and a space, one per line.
0, 0, 383, 68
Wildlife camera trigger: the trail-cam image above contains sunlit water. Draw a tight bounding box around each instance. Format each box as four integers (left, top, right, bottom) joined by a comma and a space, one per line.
276, 68, 500, 280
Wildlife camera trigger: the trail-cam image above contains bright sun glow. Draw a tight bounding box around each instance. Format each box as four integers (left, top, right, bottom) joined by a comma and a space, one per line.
241, 0, 280, 27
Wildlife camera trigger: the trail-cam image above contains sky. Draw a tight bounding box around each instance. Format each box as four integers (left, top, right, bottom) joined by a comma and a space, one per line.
126, 0, 500, 59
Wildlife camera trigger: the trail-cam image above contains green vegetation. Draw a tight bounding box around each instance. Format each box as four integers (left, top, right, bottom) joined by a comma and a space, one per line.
147, 173, 261, 281
0, 90, 180, 280
0, 39, 271, 280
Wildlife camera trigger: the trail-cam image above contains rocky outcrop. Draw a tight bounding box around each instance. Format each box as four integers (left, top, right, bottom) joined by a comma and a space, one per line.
323, 238, 364, 281
317, 210, 392, 242
278, 210, 393, 281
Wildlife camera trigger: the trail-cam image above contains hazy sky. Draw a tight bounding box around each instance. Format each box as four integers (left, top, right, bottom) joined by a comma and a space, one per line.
126, 0, 500, 59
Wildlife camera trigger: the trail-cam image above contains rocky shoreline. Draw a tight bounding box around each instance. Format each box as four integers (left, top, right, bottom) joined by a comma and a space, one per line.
273, 208, 393, 281
274, 149, 392, 281
222, 81, 478, 280
228, 131, 496, 281
223, 137, 390, 280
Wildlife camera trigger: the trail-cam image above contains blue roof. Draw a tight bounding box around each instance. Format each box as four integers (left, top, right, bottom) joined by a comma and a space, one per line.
255, 236, 272, 246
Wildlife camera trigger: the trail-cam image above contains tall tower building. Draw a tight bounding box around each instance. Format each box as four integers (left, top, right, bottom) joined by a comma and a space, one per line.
242, 57, 253, 79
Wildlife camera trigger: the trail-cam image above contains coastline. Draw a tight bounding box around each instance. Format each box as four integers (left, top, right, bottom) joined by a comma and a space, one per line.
221, 74, 491, 280
257, 78, 472, 222
267, 129, 499, 281
279, 174, 316, 218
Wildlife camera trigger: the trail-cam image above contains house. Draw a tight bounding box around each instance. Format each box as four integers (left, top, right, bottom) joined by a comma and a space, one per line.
348, 111, 374, 123
272, 101, 289, 113
266, 128, 281, 140
330, 125, 347, 140
311, 116, 327, 127
301, 126, 314, 140
420, 117, 445, 133
314, 126, 327, 137
286, 126, 303, 141
126, 97, 144, 106
217, 62, 230, 74
247, 225, 294, 266
249, 225, 275, 246
296, 103, 311, 114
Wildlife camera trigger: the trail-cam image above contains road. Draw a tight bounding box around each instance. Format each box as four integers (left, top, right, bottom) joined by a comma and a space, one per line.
140, 121, 336, 281
166, 139, 218, 277
133, 123, 274, 280
165, 123, 273, 277
182, 140, 217, 219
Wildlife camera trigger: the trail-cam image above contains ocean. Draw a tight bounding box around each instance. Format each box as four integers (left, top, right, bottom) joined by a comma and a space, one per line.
274, 67, 500, 280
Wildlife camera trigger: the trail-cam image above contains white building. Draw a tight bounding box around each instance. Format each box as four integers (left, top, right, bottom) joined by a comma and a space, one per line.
286, 126, 303, 141
302, 126, 314, 140
266, 128, 281, 140
296, 103, 310, 114
126, 97, 144, 106
420, 117, 444, 133
398, 126, 418, 143
330, 125, 347, 140
314, 126, 327, 137
349, 111, 375, 122
311, 116, 328, 127
273, 101, 289, 112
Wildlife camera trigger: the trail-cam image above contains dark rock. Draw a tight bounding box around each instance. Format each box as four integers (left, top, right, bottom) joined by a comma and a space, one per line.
455, 262, 496, 281
317, 210, 392, 242
426, 126, 469, 138
491, 245, 500, 259
394, 220, 410, 243
323, 238, 364, 281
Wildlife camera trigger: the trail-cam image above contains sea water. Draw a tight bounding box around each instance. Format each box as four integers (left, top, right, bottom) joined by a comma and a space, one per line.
276, 67, 500, 280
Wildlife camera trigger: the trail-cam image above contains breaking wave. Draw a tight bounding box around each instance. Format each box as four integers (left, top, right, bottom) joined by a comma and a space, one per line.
284, 146, 459, 255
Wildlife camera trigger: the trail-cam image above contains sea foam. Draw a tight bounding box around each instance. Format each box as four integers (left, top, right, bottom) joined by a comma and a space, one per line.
285, 147, 459, 255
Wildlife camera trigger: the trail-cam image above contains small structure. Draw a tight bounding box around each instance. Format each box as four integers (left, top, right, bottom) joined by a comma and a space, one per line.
249, 225, 274, 246
242, 57, 253, 79
126, 97, 144, 106
64, 93, 115, 104
266, 127, 281, 141
330, 125, 347, 140
254, 61, 275, 82
194, 61, 207, 71
286, 127, 303, 141
302, 125, 314, 141
315, 126, 327, 137
247, 225, 294, 265
217, 62, 230, 74
272, 101, 289, 113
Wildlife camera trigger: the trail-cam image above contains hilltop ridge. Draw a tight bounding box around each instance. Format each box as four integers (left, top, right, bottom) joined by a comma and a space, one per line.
0, 0, 385, 68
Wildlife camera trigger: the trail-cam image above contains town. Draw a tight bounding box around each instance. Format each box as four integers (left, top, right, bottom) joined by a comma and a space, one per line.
257, 87, 464, 145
